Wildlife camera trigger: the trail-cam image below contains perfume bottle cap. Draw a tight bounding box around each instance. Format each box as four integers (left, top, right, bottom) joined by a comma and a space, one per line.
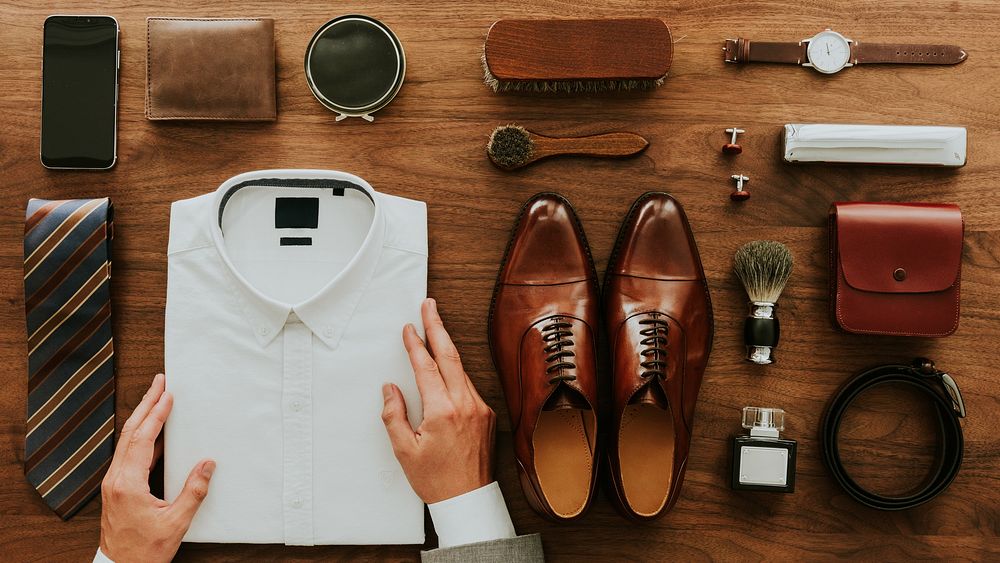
742, 406, 784, 437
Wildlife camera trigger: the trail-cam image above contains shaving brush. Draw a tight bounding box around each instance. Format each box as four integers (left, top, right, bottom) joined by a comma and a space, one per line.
733, 241, 793, 365
486, 124, 648, 170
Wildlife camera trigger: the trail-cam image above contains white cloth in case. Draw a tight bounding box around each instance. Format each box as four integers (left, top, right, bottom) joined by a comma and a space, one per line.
782, 123, 967, 167
163, 169, 427, 545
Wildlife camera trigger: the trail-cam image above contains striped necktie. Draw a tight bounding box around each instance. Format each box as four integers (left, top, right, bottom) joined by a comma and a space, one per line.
23, 198, 115, 519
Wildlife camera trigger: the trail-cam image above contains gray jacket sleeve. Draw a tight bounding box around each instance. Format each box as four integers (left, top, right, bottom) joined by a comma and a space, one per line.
420, 534, 544, 563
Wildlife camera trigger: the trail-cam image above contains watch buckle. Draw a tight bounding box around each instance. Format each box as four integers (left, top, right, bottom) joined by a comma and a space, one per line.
723, 38, 740, 63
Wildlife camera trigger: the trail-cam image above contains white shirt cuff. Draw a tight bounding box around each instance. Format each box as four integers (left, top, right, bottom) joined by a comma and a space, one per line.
427, 481, 516, 548
94, 548, 114, 563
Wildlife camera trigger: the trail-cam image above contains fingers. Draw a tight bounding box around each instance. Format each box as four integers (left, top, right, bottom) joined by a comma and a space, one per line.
465, 373, 488, 408
421, 299, 471, 398
402, 323, 449, 408
381, 383, 418, 458
167, 459, 215, 524
122, 391, 173, 481
421, 299, 491, 410
112, 373, 165, 469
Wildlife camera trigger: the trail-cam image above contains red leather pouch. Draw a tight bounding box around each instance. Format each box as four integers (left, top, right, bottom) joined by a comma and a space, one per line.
829, 202, 963, 337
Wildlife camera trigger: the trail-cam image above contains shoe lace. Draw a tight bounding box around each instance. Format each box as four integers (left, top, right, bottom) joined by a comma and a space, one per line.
541, 317, 577, 385
638, 314, 669, 380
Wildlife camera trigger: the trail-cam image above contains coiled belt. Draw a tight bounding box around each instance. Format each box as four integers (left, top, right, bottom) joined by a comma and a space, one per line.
820, 358, 966, 510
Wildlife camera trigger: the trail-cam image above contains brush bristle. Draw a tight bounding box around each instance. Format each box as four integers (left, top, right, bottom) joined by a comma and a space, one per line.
733, 240, 793, 303
487, 125, 533, 169
481, 48, 666, 94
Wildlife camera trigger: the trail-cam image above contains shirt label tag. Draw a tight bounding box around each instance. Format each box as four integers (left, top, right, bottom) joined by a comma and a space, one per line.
275, 197, 319, 229
280, 237, 313, 246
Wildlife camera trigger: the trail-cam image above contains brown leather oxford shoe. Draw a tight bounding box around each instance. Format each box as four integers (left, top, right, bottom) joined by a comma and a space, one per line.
489, 193, 600, 522
604, 192, 713, 521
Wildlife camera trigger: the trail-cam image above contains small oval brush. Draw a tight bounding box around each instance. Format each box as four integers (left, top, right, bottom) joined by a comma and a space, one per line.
733, 240, 794, 365
486, 124, 649, 170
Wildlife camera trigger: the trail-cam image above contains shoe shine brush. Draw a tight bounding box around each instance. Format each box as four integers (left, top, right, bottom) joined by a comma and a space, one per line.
482, 18, 673, 93
733, 241, 793, 365
487, 124, 649, 170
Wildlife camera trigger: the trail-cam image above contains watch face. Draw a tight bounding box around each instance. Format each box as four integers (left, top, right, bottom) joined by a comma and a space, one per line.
807, 31, 851, 74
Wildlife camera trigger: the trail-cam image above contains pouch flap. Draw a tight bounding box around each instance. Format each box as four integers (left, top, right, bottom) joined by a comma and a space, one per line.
834, 202, 962, 294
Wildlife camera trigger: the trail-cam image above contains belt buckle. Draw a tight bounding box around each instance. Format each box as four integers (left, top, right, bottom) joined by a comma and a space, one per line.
913, 358, 966, 418
938, 373, 967, 418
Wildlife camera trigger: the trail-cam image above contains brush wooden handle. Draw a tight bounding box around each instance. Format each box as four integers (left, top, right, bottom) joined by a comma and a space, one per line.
528, 132, 649, 162
485, 18, 673, 82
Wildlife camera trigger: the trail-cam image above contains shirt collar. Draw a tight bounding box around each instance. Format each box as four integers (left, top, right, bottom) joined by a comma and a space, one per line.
209, 169, 386, 349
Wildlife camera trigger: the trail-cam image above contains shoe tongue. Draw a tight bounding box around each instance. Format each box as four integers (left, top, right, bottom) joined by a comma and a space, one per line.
543, 383, 591, 411
629, 380, 668, 409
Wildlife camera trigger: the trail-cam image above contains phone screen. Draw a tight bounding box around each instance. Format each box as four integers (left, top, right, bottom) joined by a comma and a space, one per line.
41, 16, 119, 169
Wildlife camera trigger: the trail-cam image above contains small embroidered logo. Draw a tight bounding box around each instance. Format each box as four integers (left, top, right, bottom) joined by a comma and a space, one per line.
379, 470, 395, 487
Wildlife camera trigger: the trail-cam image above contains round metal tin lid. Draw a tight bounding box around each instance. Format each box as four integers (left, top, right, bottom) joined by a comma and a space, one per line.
305, 15, 405, 120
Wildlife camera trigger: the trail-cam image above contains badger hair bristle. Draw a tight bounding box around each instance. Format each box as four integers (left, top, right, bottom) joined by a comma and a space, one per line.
482, 47, 666, 94
733, 240, 793, 304
487, 124, 534, 169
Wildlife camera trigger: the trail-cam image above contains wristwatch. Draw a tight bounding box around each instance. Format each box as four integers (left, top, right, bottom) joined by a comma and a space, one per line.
723, 29, 967, 74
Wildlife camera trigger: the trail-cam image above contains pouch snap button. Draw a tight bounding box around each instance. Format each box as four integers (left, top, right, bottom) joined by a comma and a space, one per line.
893, 268, 907, 281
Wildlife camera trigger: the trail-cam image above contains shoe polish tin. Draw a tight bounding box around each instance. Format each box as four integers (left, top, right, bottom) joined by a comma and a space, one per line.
305, 15, 405, 122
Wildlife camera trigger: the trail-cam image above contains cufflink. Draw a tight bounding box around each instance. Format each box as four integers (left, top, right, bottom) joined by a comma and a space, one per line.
730, 174, 750, 201
723, 128, 745, 155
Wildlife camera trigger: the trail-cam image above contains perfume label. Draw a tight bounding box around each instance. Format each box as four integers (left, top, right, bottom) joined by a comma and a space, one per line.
739, 446, 788, 486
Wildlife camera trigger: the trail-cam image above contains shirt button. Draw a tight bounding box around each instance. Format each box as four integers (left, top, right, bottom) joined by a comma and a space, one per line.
291, 400, 303, 412
258, 327, 269, 336
323, 325, 334, 338
291, 499, 303, 509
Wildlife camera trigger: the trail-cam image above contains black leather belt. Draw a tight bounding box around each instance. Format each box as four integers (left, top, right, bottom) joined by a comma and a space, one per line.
820, 358, 966, 510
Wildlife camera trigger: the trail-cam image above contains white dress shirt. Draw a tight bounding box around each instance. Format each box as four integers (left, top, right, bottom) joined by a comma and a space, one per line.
94, 170, 515, 563
163, 170, 430, 545
92, 169, 519, 560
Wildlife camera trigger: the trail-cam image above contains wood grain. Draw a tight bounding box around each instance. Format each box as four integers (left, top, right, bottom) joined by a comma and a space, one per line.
484, 18, 673, 81
1, 0, 999, 561
528, 131, 649, 161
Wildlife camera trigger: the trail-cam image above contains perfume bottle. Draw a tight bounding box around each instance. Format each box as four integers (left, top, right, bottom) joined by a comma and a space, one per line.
731, 406, 796, 493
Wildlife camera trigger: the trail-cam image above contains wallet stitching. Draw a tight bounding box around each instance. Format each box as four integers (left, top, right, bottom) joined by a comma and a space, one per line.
833, 212, 963, 337
146, 17, 276, 120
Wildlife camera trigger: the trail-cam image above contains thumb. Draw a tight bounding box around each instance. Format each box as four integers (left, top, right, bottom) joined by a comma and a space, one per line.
169, 459, 215, 524
381, 383, 417, 457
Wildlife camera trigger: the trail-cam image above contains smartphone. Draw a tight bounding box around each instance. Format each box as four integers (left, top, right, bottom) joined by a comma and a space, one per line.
40, 15, 119, 169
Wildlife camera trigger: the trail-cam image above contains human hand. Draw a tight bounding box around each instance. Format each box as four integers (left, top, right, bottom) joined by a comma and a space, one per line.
381, 298, 497, 504
99, 373, 215, 563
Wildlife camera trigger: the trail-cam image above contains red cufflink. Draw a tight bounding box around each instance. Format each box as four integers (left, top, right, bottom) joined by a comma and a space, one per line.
723, 128, 745, 155
730, 174, 750, 201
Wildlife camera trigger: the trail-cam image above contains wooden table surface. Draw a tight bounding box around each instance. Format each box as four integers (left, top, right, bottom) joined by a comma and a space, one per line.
2, 1, 999, 561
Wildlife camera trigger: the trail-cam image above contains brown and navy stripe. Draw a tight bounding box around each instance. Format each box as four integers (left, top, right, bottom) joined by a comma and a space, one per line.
23, 198, 115, 520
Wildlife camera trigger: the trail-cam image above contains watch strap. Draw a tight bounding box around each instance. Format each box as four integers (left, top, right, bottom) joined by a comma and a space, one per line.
853, 43, 967, 65
724, 38, 805, 64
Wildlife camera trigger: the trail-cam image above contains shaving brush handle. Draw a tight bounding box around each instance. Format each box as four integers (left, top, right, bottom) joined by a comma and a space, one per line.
744, 316, 780, 348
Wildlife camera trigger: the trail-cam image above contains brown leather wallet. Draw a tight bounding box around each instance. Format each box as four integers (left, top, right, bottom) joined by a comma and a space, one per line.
829, 202, 963, 337
145, 18, 276, 120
